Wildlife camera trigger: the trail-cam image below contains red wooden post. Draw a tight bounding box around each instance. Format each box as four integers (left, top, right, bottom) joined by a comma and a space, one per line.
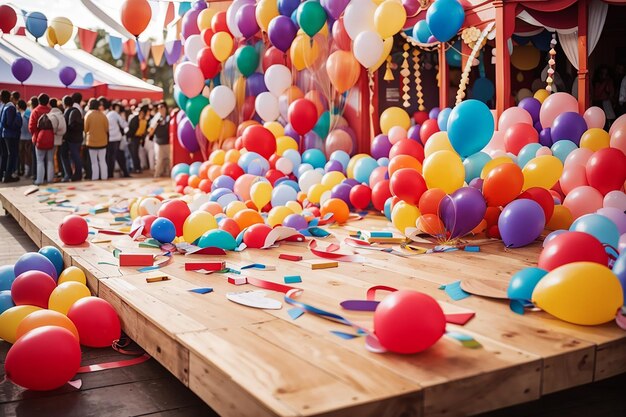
577, 0, 589, 113
494, 0, 511, 122
438, 44, 449, 109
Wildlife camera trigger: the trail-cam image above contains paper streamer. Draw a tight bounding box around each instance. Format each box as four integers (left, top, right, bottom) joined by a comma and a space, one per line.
78, 354, 151, 373
309, 240, 368, 263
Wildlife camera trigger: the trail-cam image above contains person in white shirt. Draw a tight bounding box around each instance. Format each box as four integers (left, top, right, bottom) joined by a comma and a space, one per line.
48, 99, 67, 181
104, 100, 130, 178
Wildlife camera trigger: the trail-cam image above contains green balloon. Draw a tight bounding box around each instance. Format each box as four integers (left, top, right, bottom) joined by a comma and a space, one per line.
173, 87, 188, 111
313, 110, 330, 139
185, 95, 209, 127
235, 45, 260, 78
297, 1, 327, 38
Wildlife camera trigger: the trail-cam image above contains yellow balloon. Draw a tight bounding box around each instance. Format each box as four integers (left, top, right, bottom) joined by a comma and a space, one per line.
424, 131, 454, 158
233, 76, 247, 111
49, 17, 74, 46
256, 0, 279, 32
199, 106, 223, 142
211, 32, 234, 62
49, 282, 91, 315
58, 266, 87, 286
321, 171, 346, 188
225, 201, 247, 218
183, 211, 218, 243
220, 119, 237, 140
380, 107, 410, 135
532, 262, 623, 325
251, 181, 272, 210
285, 200, 303, 214
290, 34, 320, 71
307, 183, 330, 204
423, 150, 465, 194
0, 305, 42, 343
370, 36, 394, 72
267, 206, 294, 227
534, 89, 550, 103
480, 156, 515, 179
546, 204, 574, 230
391, 201, 420, 235
319, 22, 329, 37
580, 128, 610, 151
522, 155, 563, 190
209, 149, 226, 165
264, 122, 285, 138
510, 45, 540, 71
197, 9, 217, 31
374, 0, 407, 39
129, 198, 142, 220
225, 149, 241, 163
347, 154, 369, 179
276, 136, 298, 156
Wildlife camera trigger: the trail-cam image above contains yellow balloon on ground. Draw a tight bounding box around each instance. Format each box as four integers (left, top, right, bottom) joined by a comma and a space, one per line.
579, 128, 610, 151
392, 201, 420, 235
197, 9, 217, 31
370, 36, 394, 72
380, 107, 410, 135
49, 17, 74, 46
200, 106, 223, 142
534, 89, 550, 103
251, 182, 272, 210
347, 154, 369, 179
58, 266, 87, 286
209, 149, 226, 165
225, 149, 241, 163
285, 200, 303, 214
374, 0, 407, 38
290, 34, 319, 71
225, 201, 247, 218
307, 184, 330, 204
211, 32, 234, 62
321, 171, 346, 188
0, 305, 42, 344
480, 156, 515, 179
423, 150, 465, 194
276, 136, 298, 155
546, 205, 574, 230
264, 122, 285, 138
48, 282, 91, 315
183, 211, 218, 243
532, 262, 623, 325
255, 0, 279, 32
267, 206, 294, 227
424, 131, 454, 158
522, 155, 563, 190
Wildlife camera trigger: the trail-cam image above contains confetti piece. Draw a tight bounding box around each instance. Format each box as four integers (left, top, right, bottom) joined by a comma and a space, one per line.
446, 331, 482, 349
145, 276, 170, 283
185, 262, 225, 271
119, 254, 154, 267
97, 262, 118, 267
284, 275, 302, 284
287, 308, 304, 320
330, 330, 361, 340
189, 288, 213, 294
138, 266, 162, 273
310, 261, 338, 270
241, 263, 276, 271
441, 280, 471, 301
279, 254, 302, 261
464, 246, 480, 252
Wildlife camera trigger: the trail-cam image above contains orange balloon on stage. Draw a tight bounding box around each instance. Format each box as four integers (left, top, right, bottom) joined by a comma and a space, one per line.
121, 0, 152, 37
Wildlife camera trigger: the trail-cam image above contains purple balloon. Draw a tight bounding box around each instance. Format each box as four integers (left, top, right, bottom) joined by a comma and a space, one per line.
321, 0, 350, 20
402, 0, 420, 16
14, 252, 58, 281
429, 107, 440, 120
343, 178, 360, 188
539, 128, 552, 147
518, 98, 541, 124
59, 66, 76, 87
533, 120, 542, 133
498, 199, 545, 248
325, 160, 344, 173
212, 175, 236, 191
331, 183, 352, 205
407, 125, 421, 142
284, 123, 300, 141
303, 131, 323, 151
439, 187, 487, 239
371, 134, 392, 159
192, 1, 207, 10
182, 9, 201, 40
268, 15, 298, 53
469, 178, 483, 190
237, 3, 259, 39
11, 58, 33, 83
597, 207, 626, 235
278, 0, 300, 16
550, 112, 587, 145
246, 72, 268, 96
283, 213, 308, 230
178, 118, 200, 153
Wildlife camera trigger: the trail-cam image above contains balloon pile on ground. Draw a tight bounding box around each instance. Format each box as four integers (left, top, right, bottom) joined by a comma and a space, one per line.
0, 247, 121, 390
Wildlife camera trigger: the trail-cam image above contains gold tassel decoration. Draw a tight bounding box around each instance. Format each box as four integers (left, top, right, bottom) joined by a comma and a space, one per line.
401, 43, 411, 108
384, 55, 394, 81
413, 49, 425, 111
546, 35, 557, 93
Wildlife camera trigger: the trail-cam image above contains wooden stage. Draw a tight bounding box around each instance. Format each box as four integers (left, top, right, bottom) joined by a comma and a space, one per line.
1, 178, 625, 417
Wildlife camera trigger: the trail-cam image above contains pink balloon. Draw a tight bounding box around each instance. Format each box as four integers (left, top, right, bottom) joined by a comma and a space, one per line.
536, 146, 552, 157
560, 163, 588, 195
388, 126, 408, 145
174, 62, 205, 98
619, 233, 626, 253
563, 185, 603, 219
539, 92, 579, 128
233, 174, 256, 201
583, 106, 606, 129
610, 128, 626, 155
498, 107, 532, 132
325, 130, 353, 157
482, 130, 505, 154
369, 166, 388, 187
604, 190, 626, 211
488, 149, 507, 158
609, 114, 626, 136
564, 147, 594, 169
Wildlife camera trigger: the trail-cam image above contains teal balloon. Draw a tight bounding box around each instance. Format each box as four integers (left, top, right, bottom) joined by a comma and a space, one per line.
302, 149, 326, 169
517, 143, 542, 168
198, 229, 237, 251
0, 265, 16, 291
178, 2, 192, 16
0, 290, 15, 314
570, 214, 619, 248
25, 11, 47, 39
507, 267, 548, 301
297, 1, 327, 37
446, 41, 462, 68
384, 197, 394, 220
412, 20, 432, 43
551, 140, 577, 164
235, 45, 260, 77
185, 95, 209, 127
447, 99, 494, 158
472, 77, 495, 103
353, 157, 378, 185
38, 246, 64, 277
463, 152, 491, 183
313, 111, 330, 139
173, 86, 188, 110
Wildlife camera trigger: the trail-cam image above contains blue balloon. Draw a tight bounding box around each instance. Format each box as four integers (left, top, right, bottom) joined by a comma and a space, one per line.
447, 99, 494, 158
507, 267, 548, 301
302, 149, 326, 169
271, 184, 298, 207
426, 0, 465, 43
178, 2, 192, 16
412, 20, 432, 43
353, 157, 378, 185
282, 149, 302, 170
25, 11, 47, 39
613, 252, 626, 306
278, 0, 300, 17
171, 163, 190, 178
198, 229, 237, 251
83, 72, 94, 87
0, 290, 14, 314
551, 140, 578, 164
0, 265, 16, 291
38, 246, 64, 278
384, 197, 394, 221
437, 108, 452, 131
151, 218, 176, 243
275, 178, 300, 191
210, 188, 232, 202
330, 150, 350, 169
238, 152, 265, 171
543, 229, 567, 247
570, 214, 620, 248
377, 157, 389, 167
517, 143, 542, 168
217, 192, 239, 208
296, 163, 313, 178
463, 152, 491, 183
445, 41, 462, 68
14, 252, 57, 280
109, 36, 123, 60
212, 176, 235, 191
248, 158, 270, 176
472, 77, 495, 104
189, 161, 202, 176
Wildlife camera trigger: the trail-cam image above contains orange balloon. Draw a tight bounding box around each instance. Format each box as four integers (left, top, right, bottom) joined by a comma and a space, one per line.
416, 214, 446, 236
482, 163, 524, 207
16, 310, 79, 341
388, 155, 422, 176
208, 165, 222, 181
121, 0, 152, 37
233, 209, 264, 229
245, 200, 258, 210
188, 175, 201, 189
546, 205, 574, 230
321, 198, 350, 224
237, 120, 260, 137
281, 86, 304, 109
418, 188, 446, 215
471, 219, 488, 234
200, 202, 223, 215
326, 50, 361, 94
198, 161, 211, 180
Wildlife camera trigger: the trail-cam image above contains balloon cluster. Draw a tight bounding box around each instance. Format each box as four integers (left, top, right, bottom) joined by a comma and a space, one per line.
411, 0, 465, 43
0, 247, 121, 391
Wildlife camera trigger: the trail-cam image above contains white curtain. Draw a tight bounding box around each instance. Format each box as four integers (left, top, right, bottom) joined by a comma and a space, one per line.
557, 0, 608, 69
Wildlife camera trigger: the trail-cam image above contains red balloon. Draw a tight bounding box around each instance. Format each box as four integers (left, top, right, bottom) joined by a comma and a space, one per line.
390, 168, 427, 206
517, 187, 554, 223
175, 184, 185, 194
504, 123, 539, 154
197, 47, 221, 79
389, 139, 425, 162
349, 184, 372, 210
371, 180, 392, 212
211, 11, 229, 33
266, 169, 286, 185
242, 125, 276, 159
121, 0, 152, 37
139, 214, 157, 237
262, 46, 291, 72
11, 271, 56, 309
0, 5, 18, 33
368, 166, 388, 187
243, 223, 273, 248
219, 218, 241, 239
58, 215, 89, 245
157, 199, 191, 237
242, 96, 256, 121
201, 28, 215, 46
175, 173, 189, 187
199, 179, 212, 193
413, 111, 429, 125
332, 16, 351, 51
585, 148, 626, 196
419, 119, 439, 143
221, 162, 244, 180
288, 99, 318, 135
5, 326, 81, 390
374, 290, 446, 354
484, 206, 502, 227
482, 163, 524, 207
538, 231, 608, 271
67, 297, 121, 348
487, 225, 500, 239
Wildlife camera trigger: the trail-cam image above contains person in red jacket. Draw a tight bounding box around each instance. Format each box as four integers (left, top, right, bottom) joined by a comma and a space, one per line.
28, 93, 51, 146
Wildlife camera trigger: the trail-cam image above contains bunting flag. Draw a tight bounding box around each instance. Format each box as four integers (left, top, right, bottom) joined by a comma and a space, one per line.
123, 39, 137, 56
151, 44, 165, 66
137, 39, 152, 63
78, 28, 98, 54
164, 2, 175, 27
164, 40, 182, 65
109, 35, 123, 60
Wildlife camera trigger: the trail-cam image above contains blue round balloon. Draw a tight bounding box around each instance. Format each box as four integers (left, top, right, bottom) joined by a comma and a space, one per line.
472, 77, 495, 104
210, 188, 232, 202
296, 163, 313, 178
189, 161, 202, 176
0, 290, 14, 315
271, 184, 298, 207
437, 108, 452, 131
330, 150, 350, 169
447, 99, 494, 158
377, 157, 390, 167
0, 265, 16, 291
507, 267, 548, 301
212, 175, 236, 191
463, 152, 491, 183
217, 192, 239, 208
198, 229, 237, 251
383, 197, 394, 221
151, 218, 176, 243
38, 246, 64, 278
302, 149, 326, 169
445, 41, 462, 68
14, 252, 57, 280
171, 163, 190, 179
25, 11, 48, 39
238, 152, 265, 171
412, 20, 432, 43
275, 179, 300, 192
613, 252, 626, 306
353, 157, 378, 185
550, 140, 578, 164
248, 158, 270, 176
517, 143, 542, 168
426, 0, 465, 43
282, 149, 302, 170
278, 0, 300, 16
178, 2, 192, 16
570, 214, 619, 248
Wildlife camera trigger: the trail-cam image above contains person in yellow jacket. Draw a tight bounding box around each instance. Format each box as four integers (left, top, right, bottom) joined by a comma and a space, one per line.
84, 98, 109, 180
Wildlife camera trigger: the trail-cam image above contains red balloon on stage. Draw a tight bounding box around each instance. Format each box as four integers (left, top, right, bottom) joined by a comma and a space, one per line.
413, 111, 429, 125
243, 224, 273, 248
58, 214, 89, 245
157, 199, 191, 237
538, 231, 608, 271
242, 125, 276, 159
419, 119, 439, 143
349, 184, 372, 210
288, 99, 318, 135
389, 139, 425, 162
585, 148, 626, 196
67, 297, 121, 348
390, 168, 427, 206
371, 180, 392, 212
219, 218, 241, 239
221, 162, 245, 179
11, 271, 57, 309
517, 187, 555, 223
504, 123, 539, 154
197, 47, 221, 79
211, 11, 229, 33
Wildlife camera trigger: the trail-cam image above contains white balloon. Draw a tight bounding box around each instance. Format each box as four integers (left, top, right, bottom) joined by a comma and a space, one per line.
298, 170, 323, 194
184, 35, 205, 64
255, 92, 280, 122
209, 86, 236, 119
353, 30, 384, 68
344, 0, 376, 40
265, 65, 292, 97
226, 0, 254, 38
604, 191, 626, 211
275, 157, 294, 175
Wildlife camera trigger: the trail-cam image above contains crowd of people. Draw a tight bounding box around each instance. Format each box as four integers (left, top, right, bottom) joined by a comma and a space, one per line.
0, 91, 173, 185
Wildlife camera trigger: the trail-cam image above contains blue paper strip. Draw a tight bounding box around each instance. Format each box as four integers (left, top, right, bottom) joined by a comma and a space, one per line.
442, 280, 471, 301
288, 308, 304, 320
464, 246, 480, 252
138, 266, 161, 273
189, 288, 213, 294
284, 275, 302, 284
330, 330, 360, 340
